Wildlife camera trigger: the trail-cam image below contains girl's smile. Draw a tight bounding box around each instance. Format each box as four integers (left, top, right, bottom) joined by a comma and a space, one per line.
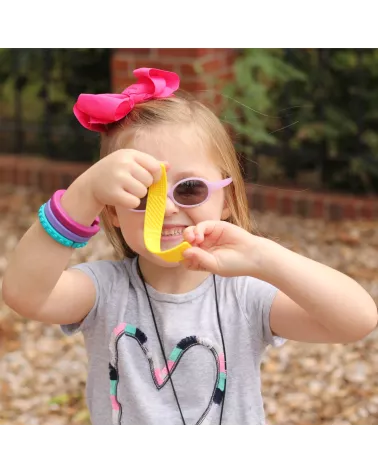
160, 224, 187, 239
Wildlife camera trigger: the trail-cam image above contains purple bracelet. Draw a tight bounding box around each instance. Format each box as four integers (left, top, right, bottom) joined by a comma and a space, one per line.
44, 200, 90, 243
50, 189, 100, 238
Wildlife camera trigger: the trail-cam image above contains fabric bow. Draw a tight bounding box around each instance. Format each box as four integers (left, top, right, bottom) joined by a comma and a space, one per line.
73, 68, 180, 132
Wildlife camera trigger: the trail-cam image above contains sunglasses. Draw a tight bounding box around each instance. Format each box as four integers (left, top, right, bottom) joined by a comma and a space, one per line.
130, 176, 233, 212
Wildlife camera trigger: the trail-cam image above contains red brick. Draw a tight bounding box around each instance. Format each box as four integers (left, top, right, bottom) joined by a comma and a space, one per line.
352, 202, 362, 220
62, 173, 76, 189
296, 197, 311, 218
24, 168, 32, 186
0, 155, 17, 166
212, 95, 227, 113
117, 48, 152, 56
328, 201, 344, 221
265, 191, 278, 211
40, 170, 50, 193
181, 80, 208, 93
217, 71, 234, 83
180, 63, 198, 77
4, 167, 15, 183
157, 49, 208, 58
52, 171, 62, 190
3, 153, 376, 223
113, 68, 132, 79
15, 167, 25, 186
251, 192, 264, 211
200, 59, 225, 73
30, 168, 42, 187
112, 57, 129, 73
245, 186, 254, 208
343, 201, 357, 220
280, 195, 294, 215
133, 60, 176, 72
0, 161, 14, 183
223, 49, 237, 66
112, 78, 129, 93
312, 198, 325, 219
359, 201, 374, 219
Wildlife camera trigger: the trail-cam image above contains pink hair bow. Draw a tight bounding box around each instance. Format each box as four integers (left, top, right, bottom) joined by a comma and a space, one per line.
73, 68, 180, 132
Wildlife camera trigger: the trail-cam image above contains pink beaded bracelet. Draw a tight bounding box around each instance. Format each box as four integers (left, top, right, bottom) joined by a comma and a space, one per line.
50, 189, 100, 238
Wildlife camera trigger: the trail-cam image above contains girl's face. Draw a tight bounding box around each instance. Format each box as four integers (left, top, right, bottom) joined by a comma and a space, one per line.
110, 124, 230, 267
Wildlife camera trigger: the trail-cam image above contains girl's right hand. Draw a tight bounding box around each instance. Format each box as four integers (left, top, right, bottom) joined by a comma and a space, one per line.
87, 149, 164, 209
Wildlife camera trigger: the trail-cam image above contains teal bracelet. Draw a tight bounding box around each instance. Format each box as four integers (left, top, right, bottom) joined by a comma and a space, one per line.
38, 204, 88, 249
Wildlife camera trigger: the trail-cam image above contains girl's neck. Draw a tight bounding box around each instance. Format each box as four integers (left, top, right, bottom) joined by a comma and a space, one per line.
137, 256, 210, 294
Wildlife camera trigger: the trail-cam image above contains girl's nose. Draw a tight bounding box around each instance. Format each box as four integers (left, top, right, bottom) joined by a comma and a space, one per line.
164, 195, 179, 216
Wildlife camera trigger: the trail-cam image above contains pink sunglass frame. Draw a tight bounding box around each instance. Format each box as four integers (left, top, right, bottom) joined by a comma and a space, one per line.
130, 176, 233, 212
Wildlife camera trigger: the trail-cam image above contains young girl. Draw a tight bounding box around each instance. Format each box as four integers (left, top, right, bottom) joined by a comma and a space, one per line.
3, 68, 377, 425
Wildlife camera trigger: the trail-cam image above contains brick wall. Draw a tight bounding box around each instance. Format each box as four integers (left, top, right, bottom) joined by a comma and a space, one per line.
1, 154, 377, 221
0, 155, 88, 194
111, 48, 235, 94
1, 48, 377, 221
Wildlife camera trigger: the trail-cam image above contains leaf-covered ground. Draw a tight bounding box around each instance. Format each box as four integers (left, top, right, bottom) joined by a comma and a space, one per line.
1, 185, 377, 424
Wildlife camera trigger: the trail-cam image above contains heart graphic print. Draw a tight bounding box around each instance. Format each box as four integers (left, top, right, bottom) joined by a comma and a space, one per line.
108, 322, 227, 425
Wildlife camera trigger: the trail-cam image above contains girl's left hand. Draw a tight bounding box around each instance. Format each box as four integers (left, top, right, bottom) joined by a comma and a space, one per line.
182, 220, 260, 277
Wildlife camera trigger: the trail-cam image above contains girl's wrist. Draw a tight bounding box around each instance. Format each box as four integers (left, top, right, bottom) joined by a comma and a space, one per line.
60, 175, 104, 227
246, 236, 285, 281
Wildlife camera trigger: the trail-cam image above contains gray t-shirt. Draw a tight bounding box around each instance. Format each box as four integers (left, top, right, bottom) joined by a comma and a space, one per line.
61, 257, 284, 425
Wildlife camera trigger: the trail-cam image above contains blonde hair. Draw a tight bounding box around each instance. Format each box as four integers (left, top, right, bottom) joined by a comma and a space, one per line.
99, 90, 255, 259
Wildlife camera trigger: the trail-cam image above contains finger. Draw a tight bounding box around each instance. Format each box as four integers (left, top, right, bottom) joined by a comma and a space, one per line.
182, 247, 218, 273
183, 226, 196, 244
134, 152, 162, 183
122, 174, 148, 199
130, 163, 154, 188
114, 191, 141, 209
195, 220, 221, 237
193, 221, 224, 249
193, 226, 205, 245
184, 222, 222, 247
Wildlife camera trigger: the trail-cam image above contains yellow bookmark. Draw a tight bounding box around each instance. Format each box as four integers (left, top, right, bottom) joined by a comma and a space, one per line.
144, 163, 191, 263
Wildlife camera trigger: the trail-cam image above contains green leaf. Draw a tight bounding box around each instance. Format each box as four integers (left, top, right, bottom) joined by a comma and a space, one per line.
49, 394, 70, 406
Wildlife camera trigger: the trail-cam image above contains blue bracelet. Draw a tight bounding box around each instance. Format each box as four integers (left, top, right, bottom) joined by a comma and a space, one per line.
38, 204, 88, 249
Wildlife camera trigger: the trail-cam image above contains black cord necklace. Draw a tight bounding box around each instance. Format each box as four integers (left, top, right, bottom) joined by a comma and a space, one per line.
137, 258, 227, 425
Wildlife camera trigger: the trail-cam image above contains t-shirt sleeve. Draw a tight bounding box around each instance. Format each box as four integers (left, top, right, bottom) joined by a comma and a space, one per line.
60, 260, 124, 336
236, 275, 285, 347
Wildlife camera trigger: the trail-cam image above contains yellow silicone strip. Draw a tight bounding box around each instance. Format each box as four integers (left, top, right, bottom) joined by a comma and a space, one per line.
144, 163, 191, 263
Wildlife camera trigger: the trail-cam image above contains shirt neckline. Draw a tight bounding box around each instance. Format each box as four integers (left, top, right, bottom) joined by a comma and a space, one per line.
124, 257, 215, 304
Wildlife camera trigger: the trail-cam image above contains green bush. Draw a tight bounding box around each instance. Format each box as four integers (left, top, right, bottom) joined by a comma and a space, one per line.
223, 49, 378, 194
0, 49, 111, 162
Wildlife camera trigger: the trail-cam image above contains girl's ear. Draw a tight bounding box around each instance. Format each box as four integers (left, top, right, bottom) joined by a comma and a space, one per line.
108, 206, 121, 228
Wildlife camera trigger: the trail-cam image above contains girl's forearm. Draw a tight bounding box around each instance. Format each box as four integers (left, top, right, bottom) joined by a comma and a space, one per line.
252, 238, 377, 336
2, 176, 103, 317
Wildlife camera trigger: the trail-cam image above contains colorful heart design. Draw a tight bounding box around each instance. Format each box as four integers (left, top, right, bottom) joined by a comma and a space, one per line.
109, 322, 227, 425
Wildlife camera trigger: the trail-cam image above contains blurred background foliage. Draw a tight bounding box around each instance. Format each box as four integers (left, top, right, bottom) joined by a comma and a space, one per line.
223, 48, 378, 194
1, 48, 378, 194
0, 48, 111, 162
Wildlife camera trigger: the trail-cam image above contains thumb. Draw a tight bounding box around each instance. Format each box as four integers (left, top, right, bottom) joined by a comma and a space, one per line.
182, 246, 219, 273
